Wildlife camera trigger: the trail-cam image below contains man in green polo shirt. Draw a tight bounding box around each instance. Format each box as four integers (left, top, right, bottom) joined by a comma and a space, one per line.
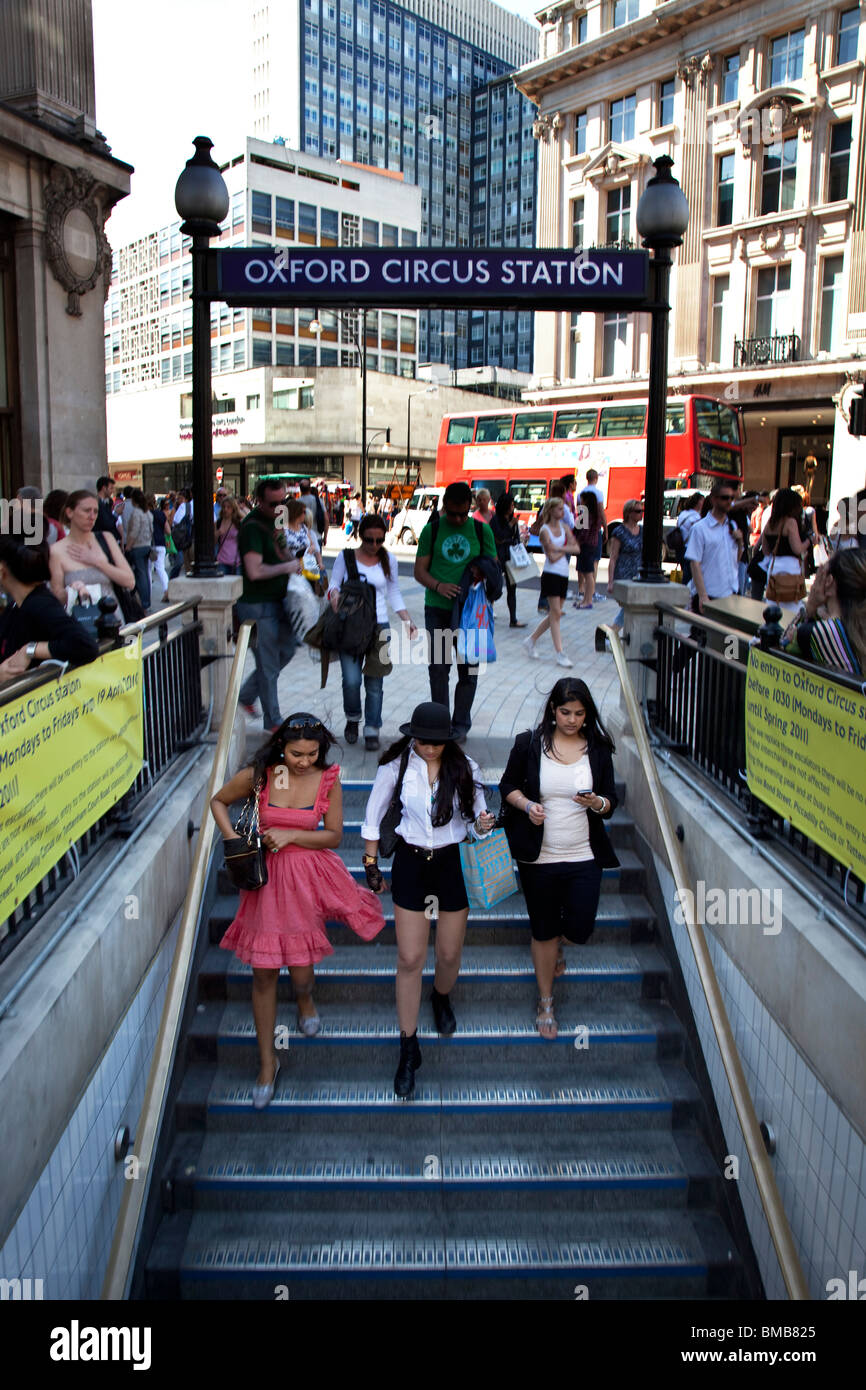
414, 480, 497, 740
237, 477, 303, 730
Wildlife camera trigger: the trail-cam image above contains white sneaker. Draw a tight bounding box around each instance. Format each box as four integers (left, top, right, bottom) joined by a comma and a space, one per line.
555, 651, 574, 668
523, 635, 540, 660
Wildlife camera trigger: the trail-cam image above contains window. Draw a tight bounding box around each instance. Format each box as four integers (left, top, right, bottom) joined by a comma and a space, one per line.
769, 29, 804, 85
755, 263, 792, 337
710, 275, 730, 363
717, 152, 735, 225
610, 94, 636, 143
363, 218, 379, 244
233, 339, 245, 368
474, 414, 515, 442
275, 197, 295, 239
599, 403, 645, 435
695, 400, 739, 444
828, 121, 852, 201
251, 191, 271, 235
553, 409, 597, 439
837, 7, 859, 64
819, 255, 844, 351
447, 417, 475, 444
601, 313, 629, 376
606, 185, 631, 244
570, 198, 584, 249
298, 202, 317, 243
613, 0, 639, 26
576, 12, 587, 43
252, 339, 272, 366
246, 394, 261, 410
761, 135, 797, 214
574, 109, 587, 155
665, 405, 686, 434
658, 78, 675, 127
721, 53, 740, 104
513, 412, 553, 440
320, 208, 339, 245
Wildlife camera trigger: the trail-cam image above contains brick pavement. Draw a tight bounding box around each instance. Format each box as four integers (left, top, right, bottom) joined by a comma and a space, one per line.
241, 533, 621, 778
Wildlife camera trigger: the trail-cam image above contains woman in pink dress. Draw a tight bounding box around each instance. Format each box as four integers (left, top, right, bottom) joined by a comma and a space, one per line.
210, 713, 384, 1108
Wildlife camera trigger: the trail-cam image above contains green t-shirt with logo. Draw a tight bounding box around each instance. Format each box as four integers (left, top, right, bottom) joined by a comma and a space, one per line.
417, 515, 497, 610
238, 510, 289, 603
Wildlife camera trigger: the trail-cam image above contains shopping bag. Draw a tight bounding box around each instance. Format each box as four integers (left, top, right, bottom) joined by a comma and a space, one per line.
459, 830, 518, 910
456, 583, 496, 664
505, 542, 536, 586
283, 572, 321, 638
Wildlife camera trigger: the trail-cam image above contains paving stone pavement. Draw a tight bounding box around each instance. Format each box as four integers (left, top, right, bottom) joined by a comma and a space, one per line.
241, 539, 621, 779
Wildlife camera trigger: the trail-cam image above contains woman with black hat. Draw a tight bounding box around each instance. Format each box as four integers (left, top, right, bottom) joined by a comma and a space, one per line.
361, 701, 496, 1097
499, 678, 618, 1040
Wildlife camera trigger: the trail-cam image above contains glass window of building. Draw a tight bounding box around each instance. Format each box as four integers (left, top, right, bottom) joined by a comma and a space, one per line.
761, 136, 797, 214
769, 29, 804, 85
320, 208, 339, 245
613, 0, 639, 26
275, 197, 295, 238
710, 275, 730, 363
658, 78, 675, 127
717, 152, 735, 225
610, 94, 636, 143
574, 110, 587, 155
363, 218, 380, 244
233, 339, 246, 368
828, 121, 852, 200
755, 263, 791, 337
819, 255, 844, 351
298, 202, 317, 243
606, 185, 631, 244
251, 191, 272, 236
720, 53, 740, 104
601, 311, 628, 376
382, 223, 399, 246
253, 339, 272, 366
837, 7, 859, 63
576, 12, 587, 42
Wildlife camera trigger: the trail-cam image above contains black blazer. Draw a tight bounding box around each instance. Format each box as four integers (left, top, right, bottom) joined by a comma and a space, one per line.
499, 728, 619, 868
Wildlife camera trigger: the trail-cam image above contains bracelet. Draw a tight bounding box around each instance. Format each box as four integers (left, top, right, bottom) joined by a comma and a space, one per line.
525, 800, 535, 816
362, 853, 378, 865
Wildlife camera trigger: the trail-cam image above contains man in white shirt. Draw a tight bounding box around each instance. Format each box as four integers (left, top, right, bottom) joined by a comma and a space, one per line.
685, 480, 741, 614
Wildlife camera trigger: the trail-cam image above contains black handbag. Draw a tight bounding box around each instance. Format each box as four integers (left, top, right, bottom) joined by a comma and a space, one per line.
378, 747, 411, 858
94, 532, 147, 623
71, 593, 100, 641
223, 781, 269, 891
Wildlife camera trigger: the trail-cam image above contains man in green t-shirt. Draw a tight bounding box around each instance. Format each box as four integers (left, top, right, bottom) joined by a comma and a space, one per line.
414, 480, 498, 740
237, 478, 303, 730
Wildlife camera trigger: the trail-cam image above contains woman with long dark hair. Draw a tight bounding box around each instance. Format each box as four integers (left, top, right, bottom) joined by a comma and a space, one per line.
490, 491, 527, 628
361, 702, 496, 1097
783, 548, 866, 673
124, 489, 154, 611
500, 678, 618, 1039
758, 487, 810, 601
574, 489, 601, 609
210, 714, 384, 1108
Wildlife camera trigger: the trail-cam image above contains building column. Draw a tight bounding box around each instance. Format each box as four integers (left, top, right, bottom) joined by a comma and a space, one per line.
533, 118, 563, 383
673, 60, 712, 365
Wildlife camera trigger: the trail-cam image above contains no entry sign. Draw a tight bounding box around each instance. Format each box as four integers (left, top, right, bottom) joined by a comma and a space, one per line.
211, 247, 650, 311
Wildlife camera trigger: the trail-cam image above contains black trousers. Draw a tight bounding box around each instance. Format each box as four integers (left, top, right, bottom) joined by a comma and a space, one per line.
517, 859, 603, 944
424, 604, 477, 735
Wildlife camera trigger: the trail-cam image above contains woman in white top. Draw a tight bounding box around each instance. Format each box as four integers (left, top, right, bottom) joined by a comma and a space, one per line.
328, 512, 416, 751
523, 497, 579, 668
361, 701, 496, 1096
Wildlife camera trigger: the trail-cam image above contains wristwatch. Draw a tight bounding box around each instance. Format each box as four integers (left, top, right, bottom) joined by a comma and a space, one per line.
25, 642, 38, 660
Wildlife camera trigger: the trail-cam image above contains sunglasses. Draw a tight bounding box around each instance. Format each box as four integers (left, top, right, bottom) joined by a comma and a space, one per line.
284, 717, 323, 731
362, 534, 386, 545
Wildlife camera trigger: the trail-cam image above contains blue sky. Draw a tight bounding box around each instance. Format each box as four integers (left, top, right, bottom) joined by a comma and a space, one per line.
92, 0, 541, 245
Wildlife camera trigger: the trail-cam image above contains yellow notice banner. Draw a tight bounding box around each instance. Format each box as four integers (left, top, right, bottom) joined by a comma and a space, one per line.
745, 647, 866, 880
0, 639, 143, 922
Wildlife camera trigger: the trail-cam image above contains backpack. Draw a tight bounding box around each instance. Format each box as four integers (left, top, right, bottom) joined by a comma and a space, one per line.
172, 511, 193, 551
322, 548, 378, 658
667, 526, 686, 562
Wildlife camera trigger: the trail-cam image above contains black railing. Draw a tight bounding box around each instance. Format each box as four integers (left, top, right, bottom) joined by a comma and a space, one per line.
0, 600, 204, 962
733, 333, 800, 368
651, 602, 865, 921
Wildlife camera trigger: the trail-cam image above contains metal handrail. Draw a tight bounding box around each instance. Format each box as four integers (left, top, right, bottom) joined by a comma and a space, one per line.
100, 620, 253, 1300
600, 621, 810, 1300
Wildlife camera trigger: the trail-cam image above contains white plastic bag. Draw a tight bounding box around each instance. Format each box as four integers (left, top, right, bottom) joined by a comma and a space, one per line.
283, 572, 321, 638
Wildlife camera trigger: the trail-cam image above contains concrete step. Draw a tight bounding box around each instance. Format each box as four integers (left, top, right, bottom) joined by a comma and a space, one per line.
185, 997, 684, 1069
163, 1127, 720, 1214
144, 1206, 743, 1300
175, 1060, 702, 1135
197, 942, 669, 1004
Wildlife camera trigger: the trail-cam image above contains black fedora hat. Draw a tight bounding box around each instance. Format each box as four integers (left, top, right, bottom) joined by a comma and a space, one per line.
398, 701, 454, 742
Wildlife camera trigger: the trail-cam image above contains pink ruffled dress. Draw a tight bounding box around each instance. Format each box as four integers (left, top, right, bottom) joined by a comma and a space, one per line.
220, 763, 384, 967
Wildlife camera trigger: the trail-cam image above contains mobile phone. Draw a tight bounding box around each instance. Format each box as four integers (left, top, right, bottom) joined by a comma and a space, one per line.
576, 788, 593, 796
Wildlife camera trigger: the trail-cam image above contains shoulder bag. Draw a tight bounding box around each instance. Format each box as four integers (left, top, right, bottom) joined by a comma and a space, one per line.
765, 526, 806, 603
222, 779, 269, 891
94, 532, 147, 624
378, 746, 411, 858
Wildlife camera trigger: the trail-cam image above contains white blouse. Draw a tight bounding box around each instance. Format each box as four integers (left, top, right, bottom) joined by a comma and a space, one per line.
328, 550, 406, 625
535, 750, 594, 864
361, 747, 490, 848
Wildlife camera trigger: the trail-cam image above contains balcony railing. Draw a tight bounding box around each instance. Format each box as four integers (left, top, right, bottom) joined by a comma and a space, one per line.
733, 333, 800, 368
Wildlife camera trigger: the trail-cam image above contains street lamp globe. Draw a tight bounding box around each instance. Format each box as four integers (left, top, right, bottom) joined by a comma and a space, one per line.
636, 155, 690, 250
174, 136, 229, 236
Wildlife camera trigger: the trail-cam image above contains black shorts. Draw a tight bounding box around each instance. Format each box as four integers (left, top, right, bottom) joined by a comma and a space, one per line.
540, 572, 569, 599
517, 859, 603, 944
390, 838, 469, 913
576, 549, 597, 574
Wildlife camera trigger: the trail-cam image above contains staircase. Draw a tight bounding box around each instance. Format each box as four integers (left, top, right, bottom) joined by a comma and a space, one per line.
141, 780, 755, 1300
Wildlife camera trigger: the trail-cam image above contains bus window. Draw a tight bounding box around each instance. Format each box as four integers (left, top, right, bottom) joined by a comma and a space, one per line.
695, 399, 740, 445
471, 479, 507, 501
665, 404, 686, 434
508, 479, 549, 512
553, 409, 597, 439
513, 411, 553, 441
598, 405, 646, 437
446, 417, 476, 445
474, 414, 515, 443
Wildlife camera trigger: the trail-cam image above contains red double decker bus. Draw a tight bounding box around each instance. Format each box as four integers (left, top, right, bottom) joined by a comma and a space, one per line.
435, 394, 744, 530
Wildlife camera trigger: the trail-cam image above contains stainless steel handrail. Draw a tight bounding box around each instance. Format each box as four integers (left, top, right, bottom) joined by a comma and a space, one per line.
601, 620, 810, 1300
101, 620, 253, 1300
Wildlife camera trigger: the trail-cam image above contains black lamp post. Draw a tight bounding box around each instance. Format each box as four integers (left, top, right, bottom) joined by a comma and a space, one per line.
364, 428, 391, 500
635, 155, 690, 583
174, 136, 229, 578
406, 385, 438, 488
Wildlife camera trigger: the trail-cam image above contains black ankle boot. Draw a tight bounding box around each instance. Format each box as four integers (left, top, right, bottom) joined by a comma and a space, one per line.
431, 986, 456, 1035
394, 1030, 422, 1099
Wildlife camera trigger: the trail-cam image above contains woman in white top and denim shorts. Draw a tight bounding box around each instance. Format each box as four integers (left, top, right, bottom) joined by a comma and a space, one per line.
361, 701, 495, 1096
523, 497, 579, 668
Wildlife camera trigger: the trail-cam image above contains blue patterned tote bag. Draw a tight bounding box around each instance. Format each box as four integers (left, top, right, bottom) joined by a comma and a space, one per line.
459, 829, 518, 910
